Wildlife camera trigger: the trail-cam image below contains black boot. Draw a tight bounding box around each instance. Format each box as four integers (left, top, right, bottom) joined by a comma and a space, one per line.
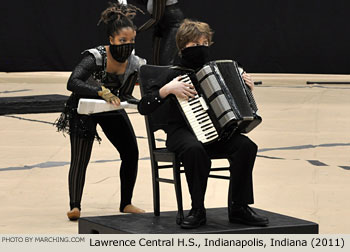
228, 204, 269, 226
181, 208, 206, 229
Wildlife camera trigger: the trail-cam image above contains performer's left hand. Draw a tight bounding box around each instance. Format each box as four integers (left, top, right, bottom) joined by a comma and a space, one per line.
242, 72, 254, 91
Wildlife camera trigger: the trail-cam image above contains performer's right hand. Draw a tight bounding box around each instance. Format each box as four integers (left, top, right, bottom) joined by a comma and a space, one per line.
98, 86, 121, 107
160, 76, 197, 100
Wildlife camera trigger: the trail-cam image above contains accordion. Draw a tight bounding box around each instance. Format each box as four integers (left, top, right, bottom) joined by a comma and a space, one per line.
176, 60, 262, 144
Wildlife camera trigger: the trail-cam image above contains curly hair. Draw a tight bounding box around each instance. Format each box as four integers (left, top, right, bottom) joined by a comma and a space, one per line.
98, 1, 143, 37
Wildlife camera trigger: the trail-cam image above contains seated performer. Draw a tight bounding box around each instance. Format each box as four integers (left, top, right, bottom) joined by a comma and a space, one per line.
55, 2, 145, 220
138, 19, 269, 228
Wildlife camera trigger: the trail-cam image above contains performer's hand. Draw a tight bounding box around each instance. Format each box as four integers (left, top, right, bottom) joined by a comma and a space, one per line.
242, 72, 254, 91
160, 76, 197, 100
98, 86, 121, 107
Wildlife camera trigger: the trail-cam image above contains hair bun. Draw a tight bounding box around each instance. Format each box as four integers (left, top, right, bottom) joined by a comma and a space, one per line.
98, 1, 142, 25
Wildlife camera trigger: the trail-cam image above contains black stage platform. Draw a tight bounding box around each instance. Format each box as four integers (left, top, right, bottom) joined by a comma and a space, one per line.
0, 94, 68, 115
79, 208, 318, 234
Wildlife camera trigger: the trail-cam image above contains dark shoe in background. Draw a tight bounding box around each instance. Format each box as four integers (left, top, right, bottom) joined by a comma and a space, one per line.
228, 204, 269, 226
181, 208, 206, 229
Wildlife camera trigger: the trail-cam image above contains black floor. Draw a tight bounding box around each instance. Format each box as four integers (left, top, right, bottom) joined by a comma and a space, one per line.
79, 207, 318, 234
0, 94, 68, 115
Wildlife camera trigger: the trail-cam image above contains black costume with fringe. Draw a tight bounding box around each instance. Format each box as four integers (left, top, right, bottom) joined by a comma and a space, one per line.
56, 46, 145, 211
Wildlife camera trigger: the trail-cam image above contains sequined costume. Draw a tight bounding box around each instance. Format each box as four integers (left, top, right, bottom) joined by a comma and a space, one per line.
56, 46, 146, 211
56, 46, 144, 140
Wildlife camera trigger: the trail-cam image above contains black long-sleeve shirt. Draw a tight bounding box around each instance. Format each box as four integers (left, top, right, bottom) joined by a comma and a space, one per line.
67, 46, 146, 103
138, 66, 192, 134
67, 54, 102, 97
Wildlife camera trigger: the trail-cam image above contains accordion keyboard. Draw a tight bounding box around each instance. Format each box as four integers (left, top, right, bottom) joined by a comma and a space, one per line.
176, 75, 219, 144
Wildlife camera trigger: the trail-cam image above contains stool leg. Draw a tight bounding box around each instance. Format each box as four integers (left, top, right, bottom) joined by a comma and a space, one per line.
151, 160, 160, 216
173, 158, 184, 225
227, 159, 233, 208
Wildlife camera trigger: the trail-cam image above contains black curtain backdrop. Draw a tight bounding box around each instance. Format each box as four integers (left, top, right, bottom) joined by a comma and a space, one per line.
1, 0, 350, 73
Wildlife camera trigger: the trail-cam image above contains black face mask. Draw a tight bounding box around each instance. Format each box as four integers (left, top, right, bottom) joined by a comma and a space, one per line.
109, 43, 135, 63
180, 46, 210, 69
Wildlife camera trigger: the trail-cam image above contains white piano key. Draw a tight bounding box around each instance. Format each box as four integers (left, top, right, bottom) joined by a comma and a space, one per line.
176, 74, 218, 144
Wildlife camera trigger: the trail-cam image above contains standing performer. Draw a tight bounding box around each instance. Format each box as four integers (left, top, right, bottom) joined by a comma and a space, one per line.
138, 19, 269, 228
134, 0, 184, 65
55, 2, 146, 220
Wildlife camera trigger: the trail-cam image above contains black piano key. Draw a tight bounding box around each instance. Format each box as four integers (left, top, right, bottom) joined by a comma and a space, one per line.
189, 100, 200, 106
201, 123, 211, 129
198, 118, 210, 124
202, 125, 214, 131
197, 115, 208, 121
205, 130, 217, 137
207, 134, 217, 140
188, 97, 197, 102
193, 108, 204, 114
191, 105, 202, 111
195, 111, 207, 118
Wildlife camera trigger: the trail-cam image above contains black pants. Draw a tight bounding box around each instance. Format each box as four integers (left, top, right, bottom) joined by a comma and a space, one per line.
153, 4, 184, 65
166, 127, 257, 209
68, 110, 139, 211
